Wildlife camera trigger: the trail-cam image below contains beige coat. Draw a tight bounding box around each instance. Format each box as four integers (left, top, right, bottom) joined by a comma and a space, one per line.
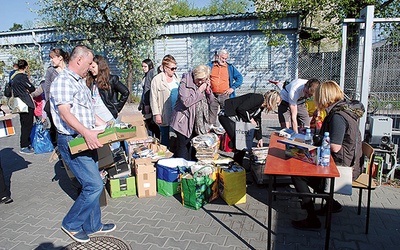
150, 72, 179, 126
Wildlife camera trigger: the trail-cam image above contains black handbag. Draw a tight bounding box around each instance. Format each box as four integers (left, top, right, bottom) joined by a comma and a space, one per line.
3, 83, 12, 98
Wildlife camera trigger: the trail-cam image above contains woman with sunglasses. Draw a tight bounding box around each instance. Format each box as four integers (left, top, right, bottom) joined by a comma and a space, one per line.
150, 55, 179, 148
170, 65, 217, 160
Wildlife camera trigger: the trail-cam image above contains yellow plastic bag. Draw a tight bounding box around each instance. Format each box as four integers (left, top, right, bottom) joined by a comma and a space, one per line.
218, 165, 246, 205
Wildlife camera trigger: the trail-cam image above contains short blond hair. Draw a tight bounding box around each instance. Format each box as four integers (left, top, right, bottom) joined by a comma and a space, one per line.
315, 80, 344, 110
263, 90, 281, 113
162, 56, 177, 68
192, 65, 210, 80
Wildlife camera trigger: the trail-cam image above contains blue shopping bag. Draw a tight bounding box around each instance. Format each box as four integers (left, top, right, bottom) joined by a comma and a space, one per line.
30, 122, 54, 154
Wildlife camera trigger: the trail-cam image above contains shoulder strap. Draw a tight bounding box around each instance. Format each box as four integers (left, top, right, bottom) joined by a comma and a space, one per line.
10, 71, 21, 80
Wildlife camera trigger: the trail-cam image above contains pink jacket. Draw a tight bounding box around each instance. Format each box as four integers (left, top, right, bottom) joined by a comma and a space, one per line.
170, 72, 216, 138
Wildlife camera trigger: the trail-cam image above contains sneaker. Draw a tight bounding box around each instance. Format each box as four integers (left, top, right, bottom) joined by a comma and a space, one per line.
19, 147, 35, 155
315, 200, 343, 216
291, 217, 321, 231
61, 226, 90, 243
88, 223, 116, 235
0, 196, 13, 204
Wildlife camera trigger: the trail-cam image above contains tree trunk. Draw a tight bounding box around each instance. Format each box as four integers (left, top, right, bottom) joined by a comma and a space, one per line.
127, 60, 133, 103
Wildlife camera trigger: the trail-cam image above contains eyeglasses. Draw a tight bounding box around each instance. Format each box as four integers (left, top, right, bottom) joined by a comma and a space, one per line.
166, 66, 177, 71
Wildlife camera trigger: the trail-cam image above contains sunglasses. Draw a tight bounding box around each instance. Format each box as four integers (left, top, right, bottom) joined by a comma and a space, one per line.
166, 66, 177, 71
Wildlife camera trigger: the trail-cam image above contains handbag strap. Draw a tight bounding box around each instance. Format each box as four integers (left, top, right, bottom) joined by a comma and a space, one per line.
193, 165, 213, 178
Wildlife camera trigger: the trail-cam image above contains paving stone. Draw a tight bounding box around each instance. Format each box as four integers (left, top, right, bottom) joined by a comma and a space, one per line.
1, 108, 400, 249
161, 237, 191, 249
196, 224, 220, 235
119, 222, 145, 234
186, 240, 213, 250
156, 219, 180, 230
180, 231, 205, 243
139, 224, 164, 237
210, 243, 232, 250
14, 231, 40, 244
159, 228, 184, 239
202, 233, 227, 245
174, 222, 198, 233
141, 234, 168, 248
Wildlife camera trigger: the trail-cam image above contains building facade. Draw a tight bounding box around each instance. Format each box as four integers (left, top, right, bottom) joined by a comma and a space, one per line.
0, 13, 301, 96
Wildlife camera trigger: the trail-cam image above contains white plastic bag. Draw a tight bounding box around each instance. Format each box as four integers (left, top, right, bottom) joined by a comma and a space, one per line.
235, 121, 255, 151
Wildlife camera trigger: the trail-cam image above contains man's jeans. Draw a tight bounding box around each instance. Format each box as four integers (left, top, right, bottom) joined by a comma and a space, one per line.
57, 133, 103, 234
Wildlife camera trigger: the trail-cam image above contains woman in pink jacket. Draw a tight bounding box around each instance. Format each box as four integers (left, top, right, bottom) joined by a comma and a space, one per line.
170, 65, 217, 160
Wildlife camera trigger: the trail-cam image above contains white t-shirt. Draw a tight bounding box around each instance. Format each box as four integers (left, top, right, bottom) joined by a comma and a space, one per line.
280, 78, 308, 105
92, 84, 114, 122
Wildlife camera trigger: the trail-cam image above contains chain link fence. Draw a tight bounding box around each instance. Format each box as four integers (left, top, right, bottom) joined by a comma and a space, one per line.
298, 38, 400, 156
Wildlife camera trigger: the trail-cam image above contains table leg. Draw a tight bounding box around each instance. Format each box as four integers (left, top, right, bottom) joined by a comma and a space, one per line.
267, 175, 273, 250
325, 177, 334, 250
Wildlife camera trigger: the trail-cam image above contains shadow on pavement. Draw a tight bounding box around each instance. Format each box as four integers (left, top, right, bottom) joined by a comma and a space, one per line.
33, 242, 64, 250
51, 160, 80, 201
0, 147, 31, 197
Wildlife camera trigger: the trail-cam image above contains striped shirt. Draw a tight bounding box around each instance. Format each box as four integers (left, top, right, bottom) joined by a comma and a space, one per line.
50, 68, 95, 135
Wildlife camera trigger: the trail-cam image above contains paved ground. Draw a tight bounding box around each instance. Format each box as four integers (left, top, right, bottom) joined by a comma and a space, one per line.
0, 104, 400, 250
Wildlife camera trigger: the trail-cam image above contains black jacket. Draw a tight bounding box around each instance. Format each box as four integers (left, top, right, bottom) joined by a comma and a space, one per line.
11, 73, 36, 109
224, 93, 264, 140
98, 75, 130, 119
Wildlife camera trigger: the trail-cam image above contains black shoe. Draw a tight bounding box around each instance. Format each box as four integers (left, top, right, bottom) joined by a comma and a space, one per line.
315, 200, 343, 216
0, 196, 13, 204
233, 150, 246, 166
291, 217, 321, 231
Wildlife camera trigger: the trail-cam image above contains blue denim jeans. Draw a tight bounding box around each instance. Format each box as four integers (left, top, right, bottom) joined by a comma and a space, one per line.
159, 126, 170, 148
57, 133, 103, 234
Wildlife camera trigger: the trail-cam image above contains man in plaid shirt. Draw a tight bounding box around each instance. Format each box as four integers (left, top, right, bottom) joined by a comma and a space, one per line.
50, 45, 116, 243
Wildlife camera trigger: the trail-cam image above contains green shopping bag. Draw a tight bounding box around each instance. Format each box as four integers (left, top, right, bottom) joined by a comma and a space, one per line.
180, 165, 217, 210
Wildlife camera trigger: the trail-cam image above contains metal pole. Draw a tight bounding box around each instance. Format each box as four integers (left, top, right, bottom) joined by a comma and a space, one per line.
359, 5, 375, 140
339, 23, 348, 90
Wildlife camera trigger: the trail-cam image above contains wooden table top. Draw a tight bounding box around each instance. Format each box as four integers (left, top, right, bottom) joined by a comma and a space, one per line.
264, 133, 340, 178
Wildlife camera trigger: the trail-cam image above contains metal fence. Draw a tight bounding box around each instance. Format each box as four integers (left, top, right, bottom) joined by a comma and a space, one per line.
298, 41, 400, 152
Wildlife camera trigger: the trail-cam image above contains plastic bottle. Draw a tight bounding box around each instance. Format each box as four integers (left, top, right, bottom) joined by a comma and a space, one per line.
304, 128, 313, 145
320, 132, 331, 167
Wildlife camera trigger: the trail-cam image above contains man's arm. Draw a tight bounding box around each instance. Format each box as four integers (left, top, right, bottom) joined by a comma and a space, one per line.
58, 104, 103, 150
331, 143, 342, 153
289, 104, 299, 133
231, 66, 243, 89
225, 65, 243, 96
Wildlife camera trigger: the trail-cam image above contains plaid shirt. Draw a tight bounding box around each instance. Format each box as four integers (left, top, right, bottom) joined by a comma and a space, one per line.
50, 68, 95, 135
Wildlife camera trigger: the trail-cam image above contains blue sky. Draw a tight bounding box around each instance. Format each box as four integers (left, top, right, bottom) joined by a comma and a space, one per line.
0, 0, 210, 32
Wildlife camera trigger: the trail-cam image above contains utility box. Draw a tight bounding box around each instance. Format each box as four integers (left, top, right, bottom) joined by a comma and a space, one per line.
367, 116, 393, 145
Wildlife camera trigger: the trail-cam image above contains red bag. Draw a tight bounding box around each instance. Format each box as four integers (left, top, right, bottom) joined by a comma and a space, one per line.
220, 133, 233, 152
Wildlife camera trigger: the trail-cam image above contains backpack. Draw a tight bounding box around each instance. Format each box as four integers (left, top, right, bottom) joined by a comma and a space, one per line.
3, 83, 12, 98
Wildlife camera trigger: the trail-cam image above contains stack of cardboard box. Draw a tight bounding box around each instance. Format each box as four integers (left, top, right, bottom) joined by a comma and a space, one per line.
106, 149, 137, 198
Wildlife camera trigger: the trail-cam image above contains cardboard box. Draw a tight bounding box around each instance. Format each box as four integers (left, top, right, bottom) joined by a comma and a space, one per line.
108, 160, 131, 179
107, 176, 136, 198
68, 126, 136, 154
122, 114, 155, 163
61, 147, 115, 180
121, 114, 148, 140
98, 146, 114, 170
278, 138, 319, 164
0, 114, 16, 138
134, 158, 156, 198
